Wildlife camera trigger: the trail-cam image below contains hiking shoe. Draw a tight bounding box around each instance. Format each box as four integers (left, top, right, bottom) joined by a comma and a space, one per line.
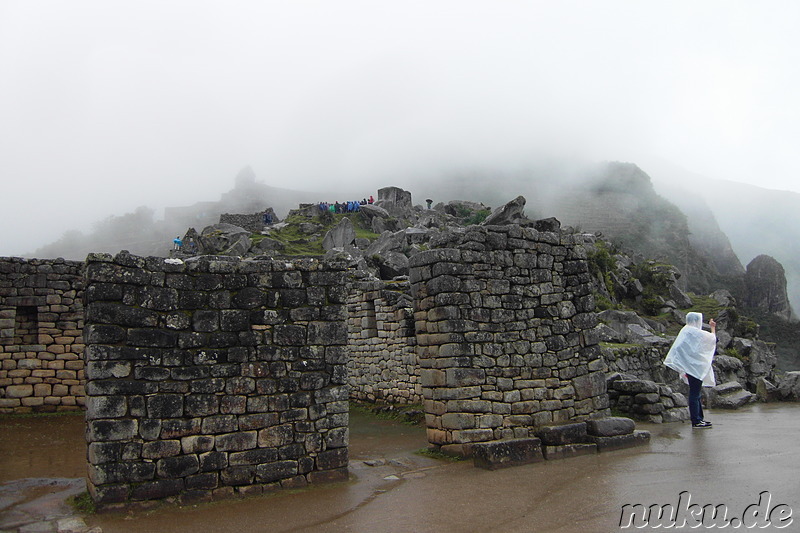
692, 421, 713, 428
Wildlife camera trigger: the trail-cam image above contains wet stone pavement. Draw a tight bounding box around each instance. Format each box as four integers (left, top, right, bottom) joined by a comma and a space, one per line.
2, 404, 800, 532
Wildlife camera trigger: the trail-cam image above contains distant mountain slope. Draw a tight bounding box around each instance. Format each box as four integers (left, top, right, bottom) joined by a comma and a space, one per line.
410, 161, 743, 296
646, 160, 800, 312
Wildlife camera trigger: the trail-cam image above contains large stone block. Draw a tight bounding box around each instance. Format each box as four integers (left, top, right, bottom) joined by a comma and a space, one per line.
316, 448, 348, 470
215, 431, 257, 451
86, 395, 128, 419
589, 430, 651, 451
89, 462, 155, 485
229, 448, 279, 466
88, 419, 138, 442
472, 438, 544, 470
5, 384, 33, 398
534, 422, 588, 445
142, 440, 181, 459
147, 394, 184, 418
542, 443, 597, 460
154, 455, 199, 480
445, 368, 486, 387
256, 460, 298, 483
585, 417, 635, 437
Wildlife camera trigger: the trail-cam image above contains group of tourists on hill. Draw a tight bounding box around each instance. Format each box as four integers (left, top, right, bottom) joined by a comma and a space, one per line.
318, 195, 374, 214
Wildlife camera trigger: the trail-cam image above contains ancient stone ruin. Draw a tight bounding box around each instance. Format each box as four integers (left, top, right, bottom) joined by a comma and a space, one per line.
83, 253, 349, 505
0, 211, 626, 504
0, 258, 85, 411
409, 224, 608, 454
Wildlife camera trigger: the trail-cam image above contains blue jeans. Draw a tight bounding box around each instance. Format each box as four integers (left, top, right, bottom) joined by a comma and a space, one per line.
687, 374, 704, 424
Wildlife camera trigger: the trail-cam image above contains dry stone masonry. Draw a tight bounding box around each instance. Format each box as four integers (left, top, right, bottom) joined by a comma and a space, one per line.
0, 257, 85, 413
607, 375, 689, 423
83, 252, 349, 506
409, 224, 609, 454
1, 216, 660, 506
347, 278, 421, 404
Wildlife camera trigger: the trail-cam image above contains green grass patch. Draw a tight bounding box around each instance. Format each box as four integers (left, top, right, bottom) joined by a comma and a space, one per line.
464, 209, 491, 225
414, 447, 468, 462
69, 491, 96, 515
261, 212, 380, 256
685, 294, 725, 320
354, 226, 380, 241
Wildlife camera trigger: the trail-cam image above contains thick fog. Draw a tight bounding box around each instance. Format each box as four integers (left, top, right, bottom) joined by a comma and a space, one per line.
2, 1, 800, 256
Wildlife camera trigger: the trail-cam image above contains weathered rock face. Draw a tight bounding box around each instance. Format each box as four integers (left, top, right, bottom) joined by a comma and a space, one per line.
710, 289, 735, 307
441, 200, 489, 218
375, 186, 414, 217
322, 217, 356, 250
776, 371, 800, 400
597, 310, 666, 346
713, 354, 745, 385
728, 337, 777, 390
374, 251, 409, 279
197, 223, 252, 256
482, 196, 529, 226
358, 203, 390, 221
744, 255, 793, 320
668, 284, 693, 309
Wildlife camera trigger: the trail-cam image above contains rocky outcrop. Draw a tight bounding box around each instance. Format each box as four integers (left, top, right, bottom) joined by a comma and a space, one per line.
197, 223, 252, 256
732, 337, 777, 390
322, 217, 356, 250
359, 203, 390, 222
482, 196, 529, 226
776, 371, 800, 400
744, 255, 793, 320
373, 251, 409, 279
439, 200, 490, 220
375, 186, 414, 217
596, 310, 668, 346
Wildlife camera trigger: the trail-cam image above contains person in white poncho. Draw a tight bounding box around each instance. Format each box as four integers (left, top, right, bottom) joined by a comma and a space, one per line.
663, 312, 717, 428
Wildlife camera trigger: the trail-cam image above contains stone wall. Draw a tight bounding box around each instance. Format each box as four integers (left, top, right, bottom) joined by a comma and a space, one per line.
347, 278, 421, 404
219, 210, 278, 234
601, 344, 673, 385
409, 225, 609, 453
0, 257, 85, 413
607, 376, 689, 423
84, 252, 349, 507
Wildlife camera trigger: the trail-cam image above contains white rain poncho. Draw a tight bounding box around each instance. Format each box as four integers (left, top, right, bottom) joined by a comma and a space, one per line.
663, 312, 717, 386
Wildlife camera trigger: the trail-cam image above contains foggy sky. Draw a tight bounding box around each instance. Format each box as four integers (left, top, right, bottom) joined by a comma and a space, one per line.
2, 1, 800, 256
